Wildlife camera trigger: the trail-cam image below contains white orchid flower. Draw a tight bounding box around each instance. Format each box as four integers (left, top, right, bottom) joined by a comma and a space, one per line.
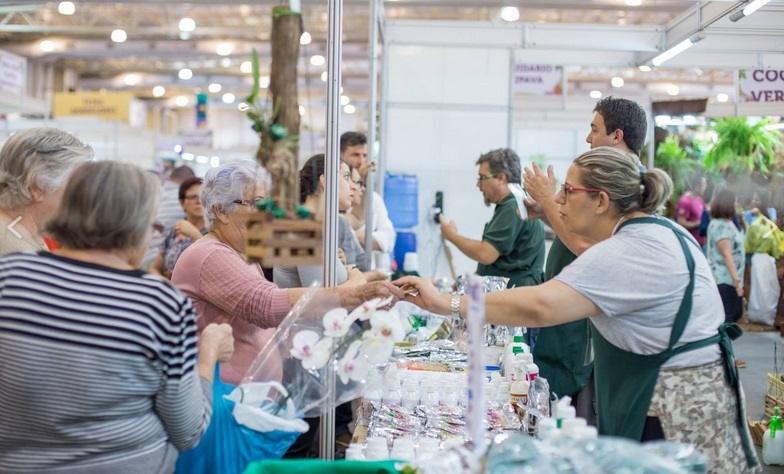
349, 296, 395, 321
359, 331, 395, 364
369, 310, 407, 342
336, 340, 369, 384
323, 307, 353, 338
290, 330, 333, 370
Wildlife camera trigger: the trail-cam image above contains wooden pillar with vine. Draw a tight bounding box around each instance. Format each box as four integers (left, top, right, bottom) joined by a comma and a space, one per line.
252, 6, 302, 216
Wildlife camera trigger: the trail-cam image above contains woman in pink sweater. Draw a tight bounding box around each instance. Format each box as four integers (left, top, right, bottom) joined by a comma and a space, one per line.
171, 160, 403, 385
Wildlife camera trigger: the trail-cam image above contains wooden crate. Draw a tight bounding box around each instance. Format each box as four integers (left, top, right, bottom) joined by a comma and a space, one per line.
245, 213, 323, 267
764, 373, 784, 419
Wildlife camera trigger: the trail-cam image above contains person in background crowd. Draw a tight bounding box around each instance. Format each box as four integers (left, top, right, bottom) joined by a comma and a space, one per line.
440, 147, 545, 348
522, 96, 649, 426
676, 172, 708, 248
171, 160, 404, 386
706, 189, 747, 368
0, 127, 93, 255
341, 132, 396, 270
0, 161, 234, 473
143, 165, 195, 268
399, 147, 758, 473
150, 177, 207, 280
274, 154, 363, 289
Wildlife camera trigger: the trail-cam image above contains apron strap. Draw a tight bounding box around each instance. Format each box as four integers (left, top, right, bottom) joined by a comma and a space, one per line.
618, 217, 696, 350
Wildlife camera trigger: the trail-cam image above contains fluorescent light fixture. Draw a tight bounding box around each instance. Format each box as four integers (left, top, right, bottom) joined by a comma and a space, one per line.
178, 68, 193, 80
181, 152, 194, 161
222, 93, 235, 104
667, 85, 680, 96
216, 43, 233, 56
716, 93, 729, 103
638, 65, 652, 72
611, 76, 625, 88
343, 104, 356, 114
208, 83, 222, 93
40, 40, 55, 52
340, 95, 350, 106
625, 0, 642, 6
175, 96, 189, 107
300, 32, 312, 45
123, 74, 140, 86
765, 123, 784, 131
589, 90, 602, 99
310, 55, 325, 66
321, 71, 328, 82
210, 156, 220, 167
259, 76, 270, 89
196, 155, 209, 164
651, 31, 705, 67
152, 86, 166, 97
730, 0, 772, 21
240, 61, 252, 74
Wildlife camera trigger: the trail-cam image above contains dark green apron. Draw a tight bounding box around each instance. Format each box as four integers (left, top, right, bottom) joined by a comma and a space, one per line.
592, 217, 757, 468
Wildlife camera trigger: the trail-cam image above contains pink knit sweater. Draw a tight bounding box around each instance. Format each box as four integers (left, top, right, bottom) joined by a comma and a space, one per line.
171, 237, 290, 385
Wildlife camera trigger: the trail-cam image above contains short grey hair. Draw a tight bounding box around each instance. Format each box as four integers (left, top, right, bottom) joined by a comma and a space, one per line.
45, 161, 161, 251
0, 127, 93, 209
201, 160, 271, 230
476, 148, 522, 184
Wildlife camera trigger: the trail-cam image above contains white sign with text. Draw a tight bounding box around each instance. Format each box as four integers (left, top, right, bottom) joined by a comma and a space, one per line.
513, 64, 563, 95
739, 69, 784, 103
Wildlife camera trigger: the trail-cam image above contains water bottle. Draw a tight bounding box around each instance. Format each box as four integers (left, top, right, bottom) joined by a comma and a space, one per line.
402, 381, 420, 409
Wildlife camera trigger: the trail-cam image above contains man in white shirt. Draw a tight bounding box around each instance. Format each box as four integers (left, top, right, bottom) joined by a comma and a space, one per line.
341, 131, 396, 270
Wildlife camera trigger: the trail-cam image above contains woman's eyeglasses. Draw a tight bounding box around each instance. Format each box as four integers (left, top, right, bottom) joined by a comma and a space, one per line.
560, 184, 603, 197
183, 194, 200, 202
233, 198, 264, 207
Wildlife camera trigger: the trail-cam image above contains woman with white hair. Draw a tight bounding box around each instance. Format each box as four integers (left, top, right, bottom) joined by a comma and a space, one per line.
0, 127, 93, 255
172, 160, 404, 385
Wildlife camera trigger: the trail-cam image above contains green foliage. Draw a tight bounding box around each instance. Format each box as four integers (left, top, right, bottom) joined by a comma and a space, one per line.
704, 117, 782, 175
654, 134, 703, 205
244, 49, 298, 154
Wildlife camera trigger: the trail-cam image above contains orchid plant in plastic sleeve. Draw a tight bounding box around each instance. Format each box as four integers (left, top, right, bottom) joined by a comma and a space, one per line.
234, 284, 412, 423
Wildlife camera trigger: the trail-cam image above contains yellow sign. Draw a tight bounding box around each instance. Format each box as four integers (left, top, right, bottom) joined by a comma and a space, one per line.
53, 91, 133, 121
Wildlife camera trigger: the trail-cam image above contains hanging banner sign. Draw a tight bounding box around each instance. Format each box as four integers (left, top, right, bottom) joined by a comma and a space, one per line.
738, 69, 784, 103
513, 64, 563, 95
0, 49, 25, 96
53, 91, 133, 121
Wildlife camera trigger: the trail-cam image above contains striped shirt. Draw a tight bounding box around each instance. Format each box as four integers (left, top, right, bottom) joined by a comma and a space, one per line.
0, 252, 212, 473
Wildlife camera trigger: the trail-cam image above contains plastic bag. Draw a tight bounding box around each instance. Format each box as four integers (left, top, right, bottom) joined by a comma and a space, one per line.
747, 253, 780, 325
175, 365, 307, 474
745, 216, 784, 259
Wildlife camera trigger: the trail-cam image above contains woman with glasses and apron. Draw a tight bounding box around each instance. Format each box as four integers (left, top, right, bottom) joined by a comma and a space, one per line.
397, 146, 759, 473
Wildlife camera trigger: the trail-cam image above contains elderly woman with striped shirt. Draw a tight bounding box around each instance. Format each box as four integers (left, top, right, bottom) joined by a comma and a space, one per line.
0, 161, 234, 473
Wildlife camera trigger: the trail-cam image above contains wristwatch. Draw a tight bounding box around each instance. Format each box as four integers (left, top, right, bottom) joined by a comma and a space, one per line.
451, 293, 461, 320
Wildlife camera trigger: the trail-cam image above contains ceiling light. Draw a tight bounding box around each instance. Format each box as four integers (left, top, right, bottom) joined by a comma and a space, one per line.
210, 156, 220, 167
590, 90, 602, 99
58, 2, 75, 15
500, 7, 520, 22
651, 31, 705, 67
152, 86, 166, 97
310, 55, 325, 66
716, 93, 729, 103
654, 115, 671, 127
240, 61, 252, 73
340, 95, 350, 106
216, 43, 233, 56
611, 76, 624, 88
765, 122, 784, 131
299, 105, 305, 116
178, 68, 193, 80
238, 102, 250, 111
625, 0, 642, 6
40, 40, 55, 52
222, 93, 235, 104
730, 0, 771, 21
667, 85, 680, 96
343, 104, 356, 114
181, 152, 194, 161
638, 65, 652, 72
259, 76, 270, 88
111, 29, 127, 43
179, 32, 190, 41
321, 71, 328, 82
175, 96, 189, 107
196, 155, 208, 164
683, 115, 696, 125
179, 18, 196, 32
173, 144, 183, 153
221, 58, 232, 68
123, 74, 140, 86
208, 83, 222, 93
300, 32, 312, 45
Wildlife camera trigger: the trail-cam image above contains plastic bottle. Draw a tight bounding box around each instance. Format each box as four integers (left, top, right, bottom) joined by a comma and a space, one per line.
422, 384, 440, 406
382, 378, 402, 405
504, 336, 527, 381
402, 381, 420, 409
364, 382, 383, 413
764, 406, 784, 465
509, 363, 530, 417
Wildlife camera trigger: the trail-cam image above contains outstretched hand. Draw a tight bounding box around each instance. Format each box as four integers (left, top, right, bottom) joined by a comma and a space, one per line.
393, 276, 449, 316
523, 162, 557, 204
